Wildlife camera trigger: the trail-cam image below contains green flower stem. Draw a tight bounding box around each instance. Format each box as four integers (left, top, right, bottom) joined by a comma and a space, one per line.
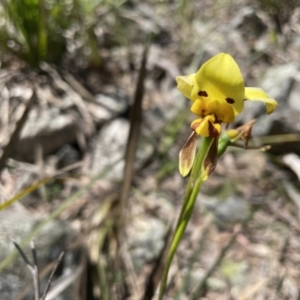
175, 137, 213, 231
158, 137, 213, 300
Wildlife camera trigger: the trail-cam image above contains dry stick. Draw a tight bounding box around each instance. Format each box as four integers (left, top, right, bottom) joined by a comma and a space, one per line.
13, 239, 64, 300
0, 90, 36, 173
117, 40, 150, 229
41, 251, 65, 300
11, 239, 40, 300
114, 40, 150, 298
62, 71, 95, 103
30, 240, 41, 300
35, 144, 47, 202
15, 259, 62, 300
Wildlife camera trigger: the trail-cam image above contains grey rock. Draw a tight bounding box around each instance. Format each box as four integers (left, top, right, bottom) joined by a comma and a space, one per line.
214, 196, 250, 224
89, 118, 155, 181
128, 217, 165, 270
0, 204, 74, 300
95, 93, 128, 115
89, 118, 129, 180
238, 64, 298, 123
241, 64, 300, 155
231, 6, 267, 40
187, 269, 226, 292
143, 88, 186, 135
261, 64, 298, 107
288, 80, 300, 112
202, 195, 250, 226
89, 93, 129, 123
11, 107, 78, 162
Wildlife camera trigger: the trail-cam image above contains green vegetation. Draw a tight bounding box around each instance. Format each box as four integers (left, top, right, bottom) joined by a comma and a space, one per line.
0, 0, 105, 66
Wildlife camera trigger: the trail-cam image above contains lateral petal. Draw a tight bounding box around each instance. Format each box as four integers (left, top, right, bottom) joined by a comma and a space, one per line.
176, 74, 197, 101
245, 87, 278, 114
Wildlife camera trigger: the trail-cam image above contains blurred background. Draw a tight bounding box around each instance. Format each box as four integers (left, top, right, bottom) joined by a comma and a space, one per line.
0, 0, 300, 299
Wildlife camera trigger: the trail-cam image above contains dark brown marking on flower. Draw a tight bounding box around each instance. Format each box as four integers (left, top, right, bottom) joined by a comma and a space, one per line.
215, 116, 221, 123
208, 121, 219, 138
198, 91, 208, 97
226, 97, 235, 104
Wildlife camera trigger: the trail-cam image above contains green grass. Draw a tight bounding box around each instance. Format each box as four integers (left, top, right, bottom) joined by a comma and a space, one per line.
0, 0, 104, 66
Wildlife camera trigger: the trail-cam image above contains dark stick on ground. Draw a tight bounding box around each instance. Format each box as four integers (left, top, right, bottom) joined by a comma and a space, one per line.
41, 251, 65, 300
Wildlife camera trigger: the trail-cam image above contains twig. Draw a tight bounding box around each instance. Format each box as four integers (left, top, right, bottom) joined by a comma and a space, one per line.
117, 39, 151, 231
35, 144, 47, 202
41, 251, 65, 300
120, 241, 140, 297
9, 236, 41, 300
30, 240, 41, 300
43, 265, 82, 300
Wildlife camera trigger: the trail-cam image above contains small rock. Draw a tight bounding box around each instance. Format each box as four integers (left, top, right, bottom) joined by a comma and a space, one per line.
261, 64, 299, 106
90, 118, 155, 181
188, 269, 226, 292
11, 107, 78, 162
89, 118, 129, 180
128, 216, 165, 270
220, 259, 248, 285
288, 80, 300, 112
89, 93, 129, 123
202, 195, 250, 226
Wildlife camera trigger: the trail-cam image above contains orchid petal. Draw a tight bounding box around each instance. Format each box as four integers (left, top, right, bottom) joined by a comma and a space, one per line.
244, 87, 278, 114
193, 53, 245, 115
191, 116, 221, 138
176, 74, 197, 101
206, 101, 235, 123
190, 98, 208, 116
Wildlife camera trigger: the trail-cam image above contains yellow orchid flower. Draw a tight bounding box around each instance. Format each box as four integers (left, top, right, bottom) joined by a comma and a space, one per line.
176, 53, 278, 138
177, 53, 278, 177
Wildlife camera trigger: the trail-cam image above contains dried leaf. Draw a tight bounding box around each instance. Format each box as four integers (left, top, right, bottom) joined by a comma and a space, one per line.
202, 137, 218, 180
235, 119, 256, 148
179, 132, 198, 177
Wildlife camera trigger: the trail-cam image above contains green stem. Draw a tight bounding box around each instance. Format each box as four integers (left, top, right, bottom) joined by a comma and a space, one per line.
174, 137, 213, 233
158, 137, 213, 300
